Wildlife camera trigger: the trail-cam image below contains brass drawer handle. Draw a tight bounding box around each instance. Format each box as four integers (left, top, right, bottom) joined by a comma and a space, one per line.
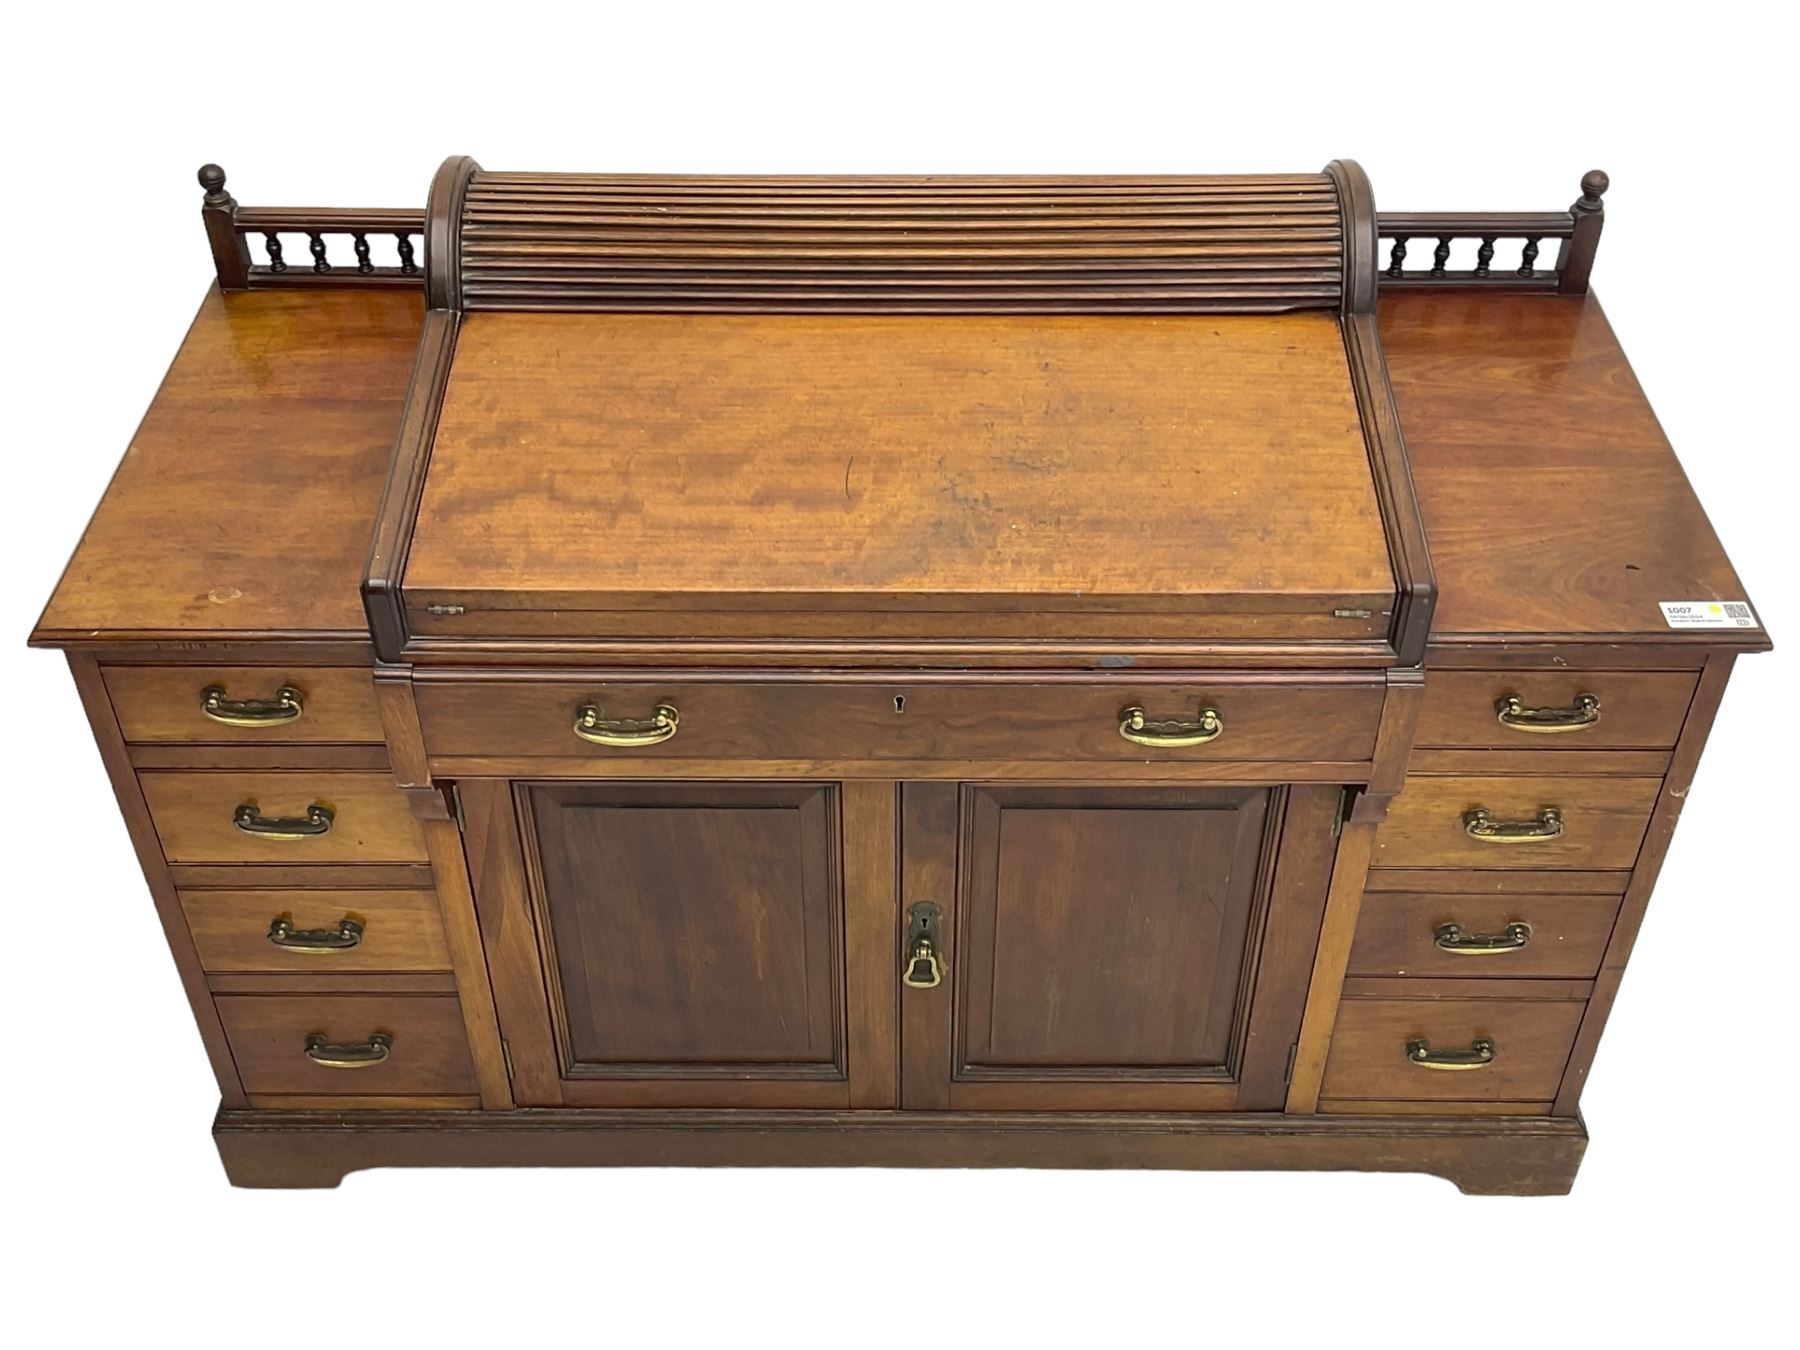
303, 1032, 392, 1069
268, 917, 364, 954
1406, 1037, 1496, 1071
1434, 921, 1532, 955
1119, 706, 1223, 748
233, 803, 334, 839
1495, 692, 1601, 734
200, 684, 303, 727
574, 702, 680, 747
1463, 806, 1562, 843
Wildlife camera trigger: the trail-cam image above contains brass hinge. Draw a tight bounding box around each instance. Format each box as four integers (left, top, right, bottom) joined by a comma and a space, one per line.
425, 603, 466, 616
1331, 789, 1350, 838
500, 1039, 514, 1079
450, 782, 465, 832
1285, 1042, 1299, 1084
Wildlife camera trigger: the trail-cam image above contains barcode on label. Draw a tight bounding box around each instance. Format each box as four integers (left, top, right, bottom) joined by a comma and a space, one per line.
1659, 600, 1760, 629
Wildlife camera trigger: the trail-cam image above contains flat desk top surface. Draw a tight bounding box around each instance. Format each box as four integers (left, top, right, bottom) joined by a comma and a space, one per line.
1381, 291, 1759, 645
33, 283, 1763, 655
402, 310, 1396, 631
34, 287, 423, 646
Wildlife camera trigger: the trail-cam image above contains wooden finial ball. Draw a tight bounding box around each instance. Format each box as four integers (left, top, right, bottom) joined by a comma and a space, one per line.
1581, 169, 1610, 201
198, 164, 227, 193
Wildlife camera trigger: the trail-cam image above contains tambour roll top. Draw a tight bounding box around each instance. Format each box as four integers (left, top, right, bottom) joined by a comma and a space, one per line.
425, 157, 1375, 315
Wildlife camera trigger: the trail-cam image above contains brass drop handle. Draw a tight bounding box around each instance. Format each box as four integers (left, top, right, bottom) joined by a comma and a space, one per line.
1434, 921, 1533, 955
233, 803, 334, 840
200, 684, 303, 727
574, 702, 680, 747
1463, 806, 1562, 843
1406, 1037, 1496, 1071
268, 917, 364, 954
1119, 706, 1223, 748
1495, 692, 1600, 734
304, 1032, 393, 1069
902, 902, 944, 989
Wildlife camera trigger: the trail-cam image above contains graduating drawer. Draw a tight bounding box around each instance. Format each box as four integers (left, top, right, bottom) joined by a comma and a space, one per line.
103, 665, 384, 744
139, 771, 428, 864
180, 889, 450, 973
1320, 996, 1585, 1103
215, 994, 476, 1096
412, 676, 1385, 765
1373, 774, 1660, 871
1415, 670, 1698, 750
1348, 889, 1625, 979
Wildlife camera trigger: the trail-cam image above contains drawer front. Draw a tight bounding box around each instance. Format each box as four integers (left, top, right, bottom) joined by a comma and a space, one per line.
140, 771, 428, 864
1320, 997, 1584, 1102
414, 677, 1385, 763
104, 665, 384, 744
1416, 670, 1698, 750
216, 994, 476, 1095
1348, 891, 1624, 979
1373, 774, 1660, 871
181, 889, 450, 973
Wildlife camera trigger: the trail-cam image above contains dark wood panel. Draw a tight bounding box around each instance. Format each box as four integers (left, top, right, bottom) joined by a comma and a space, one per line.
902, 783, 1338, 1112
1415, 669, 1697, 750
32, 288, 423, 645
1555, 653, 1738, 1113
958, 785, 1270, 1072
523, 781, 844, 1080
414, 675, 1384, 764
1320, 997, 1585, 1102
214, 1108, 1589, 1196
65, 655, 248, 1107
1373, 774, 1660, 871
1348, 891, 1624, 980
215, 993, 476, 1095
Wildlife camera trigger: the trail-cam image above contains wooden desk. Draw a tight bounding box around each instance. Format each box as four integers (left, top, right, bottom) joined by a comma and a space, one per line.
30, 161, 1767, 1192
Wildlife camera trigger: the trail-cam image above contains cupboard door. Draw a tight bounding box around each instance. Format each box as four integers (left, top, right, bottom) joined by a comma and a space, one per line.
901, 783, 1340, 1111
466, 779, 896, 1108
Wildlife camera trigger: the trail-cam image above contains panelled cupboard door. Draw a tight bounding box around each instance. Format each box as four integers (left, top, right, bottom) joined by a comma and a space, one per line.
462, 778, 898, 1108
900, 783, 1342, 1111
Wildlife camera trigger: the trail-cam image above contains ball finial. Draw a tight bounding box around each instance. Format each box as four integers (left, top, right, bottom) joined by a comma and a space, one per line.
198, 163, 227, 193
1580, 169, 1610, 203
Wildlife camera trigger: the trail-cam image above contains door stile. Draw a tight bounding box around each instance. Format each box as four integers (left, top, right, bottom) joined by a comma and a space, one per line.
843, 780, 901, 1107
900, 782, 960, 1109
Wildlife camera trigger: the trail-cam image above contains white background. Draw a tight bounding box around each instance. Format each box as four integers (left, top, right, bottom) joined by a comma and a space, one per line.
2, 4, 1792, 1346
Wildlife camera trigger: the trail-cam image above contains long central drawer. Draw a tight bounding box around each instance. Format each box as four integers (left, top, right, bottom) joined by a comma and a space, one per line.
412, 675, 1385, 763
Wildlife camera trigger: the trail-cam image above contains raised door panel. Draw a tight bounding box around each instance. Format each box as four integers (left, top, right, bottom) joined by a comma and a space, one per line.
467, 778, 895, 1109
527, 782, 842, 1093
960, 789, 1267, 1072
901, 783, 1340, 1112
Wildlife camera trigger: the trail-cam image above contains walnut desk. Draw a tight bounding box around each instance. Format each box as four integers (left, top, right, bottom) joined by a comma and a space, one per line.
31, 160, 1768, 1192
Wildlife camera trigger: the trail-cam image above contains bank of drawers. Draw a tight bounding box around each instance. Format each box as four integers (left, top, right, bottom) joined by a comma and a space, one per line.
110, 665, 478, 1107
1322, 668, 1697, 1114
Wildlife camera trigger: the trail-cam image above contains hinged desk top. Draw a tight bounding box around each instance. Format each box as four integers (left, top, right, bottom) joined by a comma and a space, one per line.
402, 310, 1395, 645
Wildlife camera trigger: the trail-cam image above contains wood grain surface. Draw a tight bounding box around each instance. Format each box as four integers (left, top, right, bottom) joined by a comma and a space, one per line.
404, 311, 1395, 634
33, 287, 422, 644
1381, 291, 1763, 645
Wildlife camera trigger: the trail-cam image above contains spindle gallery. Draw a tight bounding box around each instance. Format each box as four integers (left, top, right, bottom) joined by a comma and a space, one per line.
30, 159, 1765, 1191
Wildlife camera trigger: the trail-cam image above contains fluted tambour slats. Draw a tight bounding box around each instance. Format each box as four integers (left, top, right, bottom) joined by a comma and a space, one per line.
456, 172, 1346, 313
